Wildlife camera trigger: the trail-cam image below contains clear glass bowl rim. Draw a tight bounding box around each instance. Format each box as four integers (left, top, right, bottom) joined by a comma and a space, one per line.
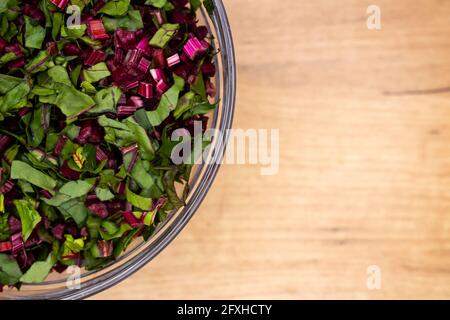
1, 0, 235, 300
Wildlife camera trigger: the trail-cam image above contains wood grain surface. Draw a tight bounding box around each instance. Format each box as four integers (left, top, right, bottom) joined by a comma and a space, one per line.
93, 0, 450, 299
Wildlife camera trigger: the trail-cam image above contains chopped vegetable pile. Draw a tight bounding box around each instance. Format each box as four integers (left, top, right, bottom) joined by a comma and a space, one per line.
0, 0, 217, 289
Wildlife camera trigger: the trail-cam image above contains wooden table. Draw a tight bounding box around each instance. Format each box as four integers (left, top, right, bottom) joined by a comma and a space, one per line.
94, 0, 450, 299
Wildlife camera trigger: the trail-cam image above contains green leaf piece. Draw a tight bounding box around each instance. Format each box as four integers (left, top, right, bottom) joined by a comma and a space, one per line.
99, 0, 131, 16
126, 184, 152, 210
14, 199, 42, 241
149, 23, 179, 48
146, 75, 184, 126
59, 180, 94, 198
82, 62, 111, 83
0, 254, 23, 285
90, 86, 122, 114
99, 222, 132, 240
20, 254, 53, 283
57, 198, 89, 227
95, 187, 115, 201
11, 161, 57, 192
102, 10, 143, 31
53, 86, 96, 119
145, 0, 167, 8
48, 66, 73, 87
24, 16, 45, 49
190, 0, 202, 11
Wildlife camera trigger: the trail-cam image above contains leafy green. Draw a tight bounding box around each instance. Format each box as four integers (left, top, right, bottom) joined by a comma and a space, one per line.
0, 74, 24, 95
70, 64, 82, 86
14, 199, 42, 241
90, 86, 122, 114
0, 253, 23, 285
95, 187, 115, 201
48, 65, 73, 87
42, 193, 72, 207
62, 234, 84, 254
0, 80, 30, 118
80, 36, 102, 50
24, 16, 46, 49
146, 75, 184, 126
149, 23, 179, 48
124, 118, 155, 160
61, 24, 87, 39
173, 91, 196, 119
0, 1, 19, 14
39, 0, 52, 28
81, 81, 97, 94
11, 161, 57, 192
0, 192, 5, 213
53, 85, 96, 119
52, 12, 64, 40
3, 144, 19, 165
103, 10, 143, 32
182, 99, 217, 120
145, 0, 167, 8
28, 106, 46, 147
24, 50, 50, 74
82, 62, 111, 83
99, 222, 132, 240
82, 144, 104, 173
126, 184, 152, 210
157, 75, 185, 111
0, 214, 11, 241
3, 23, 18, 43
99, 0, 131, 16
20, 254, 53, 284
0, 52, 17, 66
131, 159, 156, 190
73, 146, 86, 169
190, 0, 202, 11
56, 198, 89, 226
69, 0, 89, 11
98, 115, 136, 147
59, 180, 94, 198
163, 169, 185, 209
203, 0, 215, 17
113, 228, 140, 257
192, 71, 206, 99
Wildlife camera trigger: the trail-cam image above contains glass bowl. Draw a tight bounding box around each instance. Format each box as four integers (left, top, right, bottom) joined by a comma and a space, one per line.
0, 0, 235, 300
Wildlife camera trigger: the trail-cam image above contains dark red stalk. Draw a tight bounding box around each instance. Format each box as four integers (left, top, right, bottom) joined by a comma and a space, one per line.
0, 38, 7, 52
0, 180, 15, 194
85, 50, 108, 66
53, 135, 68, 156
87, 202, 109, 219
46, 42, 58, 56
63, 43, 82, 56
123, 212, 141, 228
11, 233, 24, 254
23, 4, 45, 25
117, 105, 137, 117
0, 241, 12, 252
138, 82, 153, 99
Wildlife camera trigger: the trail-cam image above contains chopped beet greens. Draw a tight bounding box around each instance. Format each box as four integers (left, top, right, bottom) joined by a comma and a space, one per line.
0, 0, 217, 290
